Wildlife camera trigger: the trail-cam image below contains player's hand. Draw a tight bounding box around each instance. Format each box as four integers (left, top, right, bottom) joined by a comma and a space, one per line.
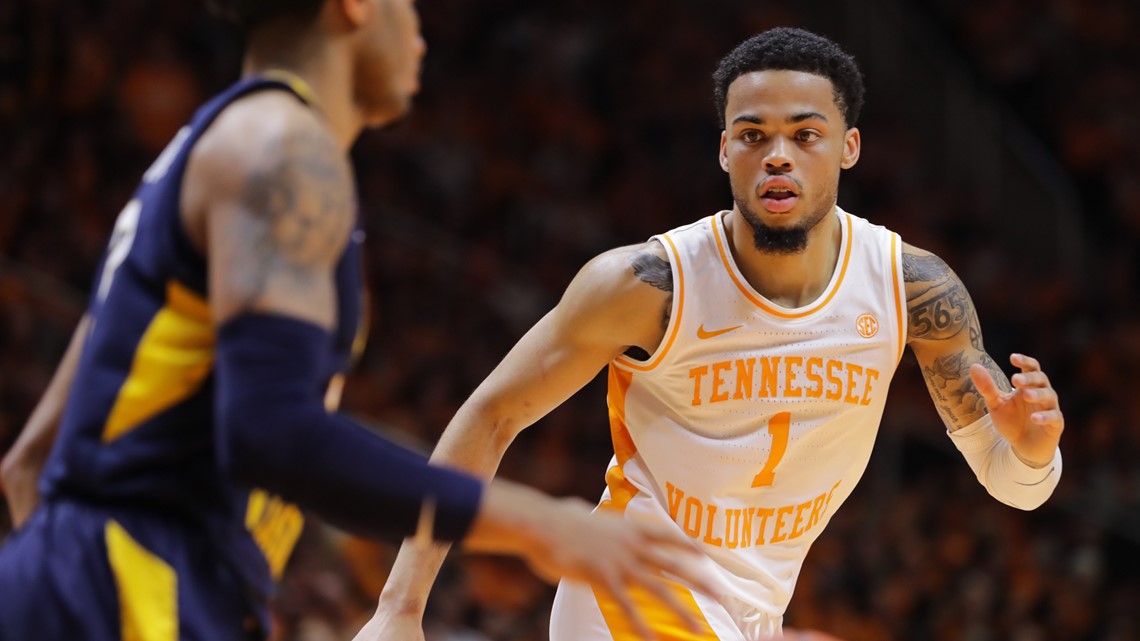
0, 448, 44, 528
970, 353, 1063, 467
350, 608, 424, 641
513, 496, 722, 640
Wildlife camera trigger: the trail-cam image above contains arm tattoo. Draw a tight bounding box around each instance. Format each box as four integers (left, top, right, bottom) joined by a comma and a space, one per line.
630, 252, 673, 293
922, 352, 983, 425
904, 253, 970, 341
904, 251, 1011, 429
234, 127, 354, 311
630, 250, 673, 331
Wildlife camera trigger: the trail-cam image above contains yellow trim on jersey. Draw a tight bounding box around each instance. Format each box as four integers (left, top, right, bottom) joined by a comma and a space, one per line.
601, 366, 639, 513
351, 290, 370, 362
105, 520, 178, 641
614, 234, 685, 371
244, 489, 305, 579
891, 233, 906, 365
713, 211, 854, 319
593, 578, 718, 641
102, 281, 214, 443
261, 69, 322, 108
608, 366, 637, 465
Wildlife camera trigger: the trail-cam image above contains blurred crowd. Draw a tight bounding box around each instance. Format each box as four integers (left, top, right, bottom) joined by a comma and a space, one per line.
2, 1, 1138, 640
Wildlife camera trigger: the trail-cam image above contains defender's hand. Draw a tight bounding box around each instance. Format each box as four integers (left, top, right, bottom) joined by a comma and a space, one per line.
524, 499, 722, 640
969, 354, 1063, 467
466, 486, 722, 640
0, 449, 44, 528
351, 609, 424, 641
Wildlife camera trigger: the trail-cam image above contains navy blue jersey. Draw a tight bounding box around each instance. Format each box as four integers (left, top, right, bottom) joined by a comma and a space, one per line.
38, 73, 365, 599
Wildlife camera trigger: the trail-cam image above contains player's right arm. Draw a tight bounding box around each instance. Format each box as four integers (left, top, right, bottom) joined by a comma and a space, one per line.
366, 241, 715, 640
187, 95, 716, 620
0, 314, 90, 528
183, 92, 484, 543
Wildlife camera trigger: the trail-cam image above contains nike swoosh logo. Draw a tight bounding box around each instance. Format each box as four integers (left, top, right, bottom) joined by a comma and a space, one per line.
697, 323, 743, 340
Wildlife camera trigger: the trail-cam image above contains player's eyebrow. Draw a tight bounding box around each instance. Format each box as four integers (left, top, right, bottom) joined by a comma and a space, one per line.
789, 111, 828, 123
731, 112, 829, 126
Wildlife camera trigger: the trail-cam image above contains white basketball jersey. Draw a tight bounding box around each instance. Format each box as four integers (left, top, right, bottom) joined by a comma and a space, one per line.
599, 208, 906, 623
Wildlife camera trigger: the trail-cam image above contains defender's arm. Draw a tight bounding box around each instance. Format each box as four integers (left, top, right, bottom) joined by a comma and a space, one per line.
189, 93, 482, 542
193, 97, 715, 625
0, 314, 90, 528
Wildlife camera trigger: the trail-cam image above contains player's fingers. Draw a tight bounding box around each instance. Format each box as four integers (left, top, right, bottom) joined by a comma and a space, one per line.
605, 576, 655, 641
969, 364, 1004, 408
1011, 370, 1050, 389
637, 518, 694, 543
1031, 409, 1065, 433
636, 543, 720, 602
527, 558, 560, 585
1021, 386, 1058, 409
1011, 353, 1041, 372
630, 523, 722, 595
632, 572, 703, 634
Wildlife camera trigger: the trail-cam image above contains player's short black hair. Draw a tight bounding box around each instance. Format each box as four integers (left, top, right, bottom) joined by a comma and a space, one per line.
712, 28, 865, 129
206, 0, 326, 31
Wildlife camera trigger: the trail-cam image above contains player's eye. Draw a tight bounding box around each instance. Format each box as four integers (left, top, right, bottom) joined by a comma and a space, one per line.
741, 130, 764, 143
795, 130, 821, 143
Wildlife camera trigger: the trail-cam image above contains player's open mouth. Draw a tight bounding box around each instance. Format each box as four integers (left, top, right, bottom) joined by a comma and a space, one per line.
760, 185, 799, 213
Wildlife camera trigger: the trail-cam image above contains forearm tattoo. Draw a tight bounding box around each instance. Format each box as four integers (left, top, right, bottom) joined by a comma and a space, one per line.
630, 250, 673, 330
904, 251, 1011, 429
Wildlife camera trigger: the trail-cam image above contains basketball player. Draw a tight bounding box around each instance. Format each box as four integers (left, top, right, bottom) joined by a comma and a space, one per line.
364, 28, 1065, 640
0, 1, 720, 639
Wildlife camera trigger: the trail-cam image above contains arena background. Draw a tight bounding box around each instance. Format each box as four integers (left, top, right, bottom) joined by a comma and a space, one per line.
2, 1, 1138, 639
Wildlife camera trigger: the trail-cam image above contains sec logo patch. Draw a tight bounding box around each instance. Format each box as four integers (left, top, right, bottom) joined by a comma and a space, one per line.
856, 314, 879, 338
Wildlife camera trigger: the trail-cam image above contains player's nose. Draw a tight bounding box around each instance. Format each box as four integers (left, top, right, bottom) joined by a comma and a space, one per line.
764, 137, 794, 172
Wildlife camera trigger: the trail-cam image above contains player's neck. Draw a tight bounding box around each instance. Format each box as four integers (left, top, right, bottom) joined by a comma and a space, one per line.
242, 34, 363, 150
725, 207, 842, 309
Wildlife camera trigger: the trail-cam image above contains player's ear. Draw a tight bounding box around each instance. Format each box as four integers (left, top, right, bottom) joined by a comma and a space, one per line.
339, 0, 373, 28
719, 130, 729, 173
840, 127, 860, 170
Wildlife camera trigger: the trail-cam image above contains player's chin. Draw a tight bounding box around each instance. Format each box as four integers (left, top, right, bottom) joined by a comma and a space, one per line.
364, 96, 413, 128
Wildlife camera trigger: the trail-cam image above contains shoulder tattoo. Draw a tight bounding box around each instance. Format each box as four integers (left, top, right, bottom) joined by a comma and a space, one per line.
630, 250, 673, 331
233, 126, 354, 310
630, 252, 673, 293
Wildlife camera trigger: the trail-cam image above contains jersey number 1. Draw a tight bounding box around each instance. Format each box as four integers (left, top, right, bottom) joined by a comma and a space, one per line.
751, 411, 791, 488
95, 198, 142, 303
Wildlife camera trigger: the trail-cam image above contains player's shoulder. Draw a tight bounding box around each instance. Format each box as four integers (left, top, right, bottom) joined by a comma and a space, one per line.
184, 91, 351, 219
899, 241, 977, 338
553, 239, 673, 349
181, 90, 354, 261
192, 91, 345, 190
575, 239, 672, 297
560, 240, 672, 320
900, 242, 961, 287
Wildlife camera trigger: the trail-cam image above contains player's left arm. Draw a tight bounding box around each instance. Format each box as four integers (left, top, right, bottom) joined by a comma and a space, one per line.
904, 243, 1062, 509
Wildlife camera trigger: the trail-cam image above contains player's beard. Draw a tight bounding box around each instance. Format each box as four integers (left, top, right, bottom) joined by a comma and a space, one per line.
732, 183, 832, 255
